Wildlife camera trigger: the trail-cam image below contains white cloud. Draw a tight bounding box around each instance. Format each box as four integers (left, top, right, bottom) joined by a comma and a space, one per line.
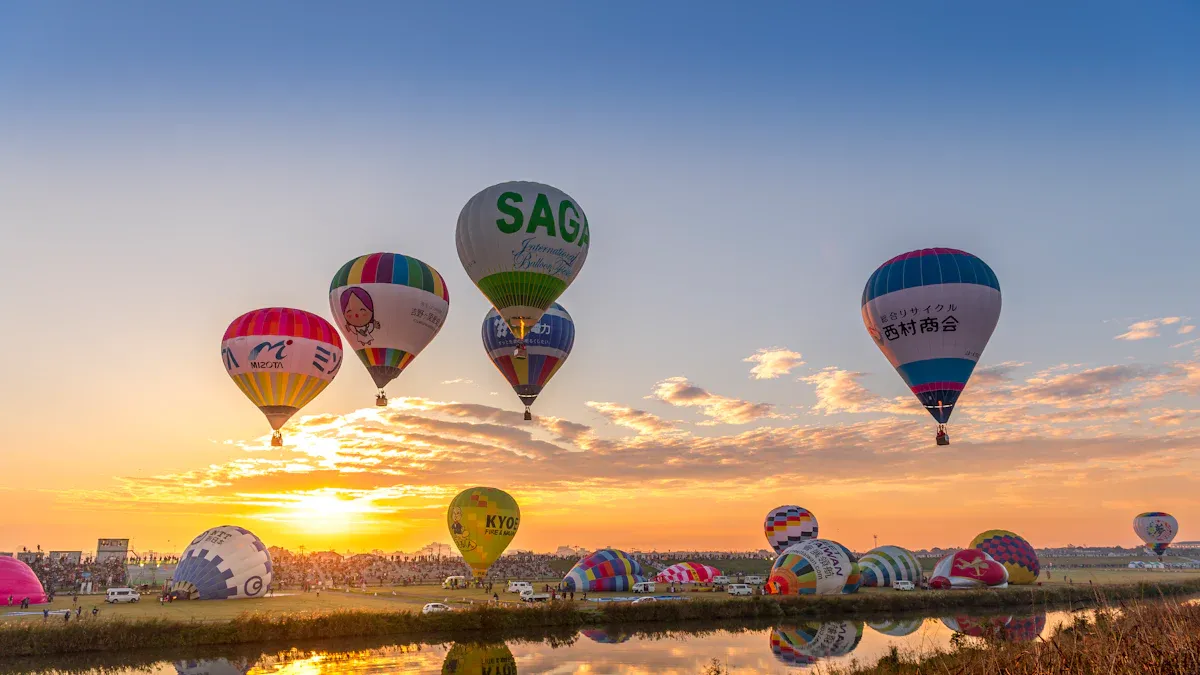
440, 378, 474, 385
1114, 317, 1188, 341
651, 377, 776, 425
743, 347, 805, 380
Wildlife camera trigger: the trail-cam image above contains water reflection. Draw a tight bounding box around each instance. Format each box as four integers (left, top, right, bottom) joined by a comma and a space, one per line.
441, 643, 518, 674
770, 621, 864, 666
0, 607, 1090, 674
174, 659, 251, 675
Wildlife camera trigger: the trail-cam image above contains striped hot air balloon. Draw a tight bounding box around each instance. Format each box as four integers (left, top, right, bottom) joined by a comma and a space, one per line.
861, 248, 1001, 445
483, 302, 574, 420
220, 308, 342, 446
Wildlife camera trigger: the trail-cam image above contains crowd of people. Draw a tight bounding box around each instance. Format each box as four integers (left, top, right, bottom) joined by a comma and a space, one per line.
21, 551, 128, 594
269, 550, 564, 589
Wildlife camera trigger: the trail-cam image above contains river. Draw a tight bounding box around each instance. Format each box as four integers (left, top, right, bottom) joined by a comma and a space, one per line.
3, 607, 1094, 674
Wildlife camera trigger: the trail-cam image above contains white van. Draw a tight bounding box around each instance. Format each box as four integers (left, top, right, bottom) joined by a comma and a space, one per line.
743, 575, 765, 585
442, 575, 468, 589
632, 581, 656, 593
726, 584, 753, 596
892, 580, 915, 591
713, 575, 731, 584
106, 588, 139, 604
506, 581, 532, 594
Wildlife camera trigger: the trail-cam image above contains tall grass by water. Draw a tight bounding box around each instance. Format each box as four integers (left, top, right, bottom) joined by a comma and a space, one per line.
3, 578, 1198, 657
827, 598, 1200, 674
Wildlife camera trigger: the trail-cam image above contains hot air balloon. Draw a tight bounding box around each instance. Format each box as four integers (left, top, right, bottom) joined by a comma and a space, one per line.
457, 181, 589, 359
169, 526, 273, 600
764, 505, 819, 555
483, 302, 574, 420
563, 549, 646, 592
655, 562, 721, 584
0, 556, 48, 605
858, 545, 922, 587
861, 248, 1001, 445
1134, 512, 1178, 557
221, 308, 342, 446
329, 253, 450, 406
448, 487, 520, 579
441, 642, 518, 675
867, 618, 924, 637
970, 530, 1040, 585
767, 539, 860, 596
928, 549, 1008, 590
941, 614, 1012, 638
769, 621, 864, 667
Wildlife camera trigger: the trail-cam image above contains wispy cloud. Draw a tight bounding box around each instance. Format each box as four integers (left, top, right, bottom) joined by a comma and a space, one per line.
799, 368, 917, 416
744, 347, 805, 380
650, 377, 777, 425
440, 378, 474, 385
586, 401, 678, 435
1114, 317, 1186, 341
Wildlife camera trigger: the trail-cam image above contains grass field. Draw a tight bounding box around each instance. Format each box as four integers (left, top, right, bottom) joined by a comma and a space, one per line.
6, 567, 1199, 625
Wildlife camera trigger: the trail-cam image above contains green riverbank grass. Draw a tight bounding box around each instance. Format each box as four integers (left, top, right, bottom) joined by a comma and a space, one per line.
3, 577, 1199, 657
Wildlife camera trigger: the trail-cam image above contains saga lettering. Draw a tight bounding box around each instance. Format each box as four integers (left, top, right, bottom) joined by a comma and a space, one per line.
495, 192, 589, 247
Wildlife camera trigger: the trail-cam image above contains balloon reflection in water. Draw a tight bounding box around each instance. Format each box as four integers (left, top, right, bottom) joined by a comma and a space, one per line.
867, 617, 924, 637
581, 628, 633, 644
770, 621, 864, 666
174, 658, 252, 675
441, 642, 518, 674
944, 612, 1048, 643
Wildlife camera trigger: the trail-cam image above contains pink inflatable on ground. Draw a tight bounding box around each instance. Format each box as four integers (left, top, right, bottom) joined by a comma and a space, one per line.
0, 557, 49, 604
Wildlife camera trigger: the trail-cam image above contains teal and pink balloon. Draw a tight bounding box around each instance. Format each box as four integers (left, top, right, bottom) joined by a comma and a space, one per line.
1134, 512, 1177, 556
861, 248, 1001, 443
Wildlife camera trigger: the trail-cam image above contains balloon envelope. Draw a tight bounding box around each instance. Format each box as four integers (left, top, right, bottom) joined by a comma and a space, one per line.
867, 618, 924, 637
483, 302, 574, 410
563, 549, 646, 592
221, 308, 342, 437
330, 252, 449, 394
768, 539, 860, 596
655, 562, 721, 584
448, 487, 520, 578
970, 530, 1040, 585
169, 526, 273, 600
456, 181, 589, 339
764, 505, 819, 555
1134, 512, 1178, 555
858, 545, 922, 587
0, 556, 48, 604
861, 248, 1001, 424
929, 549, 1008, 590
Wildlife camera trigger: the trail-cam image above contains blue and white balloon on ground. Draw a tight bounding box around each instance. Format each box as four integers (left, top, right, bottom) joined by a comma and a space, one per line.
169, 526, 273, 600
858, 545, 922, 588
861, 248, 1001, 444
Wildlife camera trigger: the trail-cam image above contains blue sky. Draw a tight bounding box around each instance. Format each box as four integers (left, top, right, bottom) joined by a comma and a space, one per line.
2, 3, 1198, 552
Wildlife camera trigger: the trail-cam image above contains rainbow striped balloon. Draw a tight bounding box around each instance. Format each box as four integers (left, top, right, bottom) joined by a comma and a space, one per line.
221, 307, 342, 446
482, 302, 574, 419
329, 252, 449, 404
764, 505, 819, 554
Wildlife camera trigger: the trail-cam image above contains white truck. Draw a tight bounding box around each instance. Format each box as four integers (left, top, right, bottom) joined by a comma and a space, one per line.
743, 575, 766, 585
632, 581, 656, 594
520, 589, 551, 603
712, 575, 731, 585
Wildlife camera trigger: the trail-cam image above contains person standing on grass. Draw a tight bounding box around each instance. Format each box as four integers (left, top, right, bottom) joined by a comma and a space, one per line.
42, 609, 49, 621
92, 606, 98, 618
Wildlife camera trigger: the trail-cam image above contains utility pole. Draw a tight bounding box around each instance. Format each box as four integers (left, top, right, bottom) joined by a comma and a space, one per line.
873, 534, 878, 548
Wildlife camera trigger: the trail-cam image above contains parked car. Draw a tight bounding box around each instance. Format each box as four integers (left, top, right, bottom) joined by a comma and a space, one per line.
632, 581, 657, 593
422, 602, 452, 614
726, 584, 753, 596
520, 589, 551, 603
892, 580, 916, 591
743, 575, 766, 585
631, 596, 658, 604
506, 581, 533, 594
105, 588, 139, 604
713, 575, 731, 585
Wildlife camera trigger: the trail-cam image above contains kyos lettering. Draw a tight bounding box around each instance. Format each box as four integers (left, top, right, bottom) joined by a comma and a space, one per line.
485, 514, 519, 536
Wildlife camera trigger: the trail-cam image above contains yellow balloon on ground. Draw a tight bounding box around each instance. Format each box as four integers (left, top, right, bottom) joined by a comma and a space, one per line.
448, 487, 520, 578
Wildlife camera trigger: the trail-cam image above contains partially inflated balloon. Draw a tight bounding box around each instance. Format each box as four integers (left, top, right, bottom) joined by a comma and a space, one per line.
768, 539, 860, 596
448, 487, 520, 578
483, 302, 574, 420
221, 308, 342, 446
858, 546, 922, 587
655, 562, 721, 584
457, 181, 589, 346
764, 505, 819, 554
970, 530, 1040, 585
169, 526, 272, 600
861, 248, 1001, 442
1134, 512, 1178, 556
563, 549, 646, 592
330, 253, 449, 406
